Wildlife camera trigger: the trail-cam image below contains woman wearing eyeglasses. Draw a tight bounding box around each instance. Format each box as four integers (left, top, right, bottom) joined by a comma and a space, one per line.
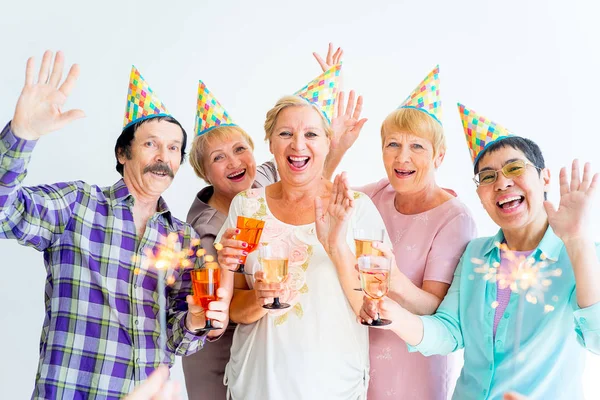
360, 104, 600, 400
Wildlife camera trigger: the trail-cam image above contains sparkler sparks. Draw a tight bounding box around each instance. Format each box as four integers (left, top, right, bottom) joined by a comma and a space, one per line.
131, 232, 206, 362
472, 242, 562, 308
473, 241, 565, 389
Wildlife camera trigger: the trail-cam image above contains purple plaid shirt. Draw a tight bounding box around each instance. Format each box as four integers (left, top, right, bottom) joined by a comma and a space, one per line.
0, 122, 206, 399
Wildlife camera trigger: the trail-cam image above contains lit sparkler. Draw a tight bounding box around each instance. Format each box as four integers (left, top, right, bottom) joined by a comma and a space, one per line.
133, 232, 204, 363
471, 242, 562, 306
471, 241, 563, 388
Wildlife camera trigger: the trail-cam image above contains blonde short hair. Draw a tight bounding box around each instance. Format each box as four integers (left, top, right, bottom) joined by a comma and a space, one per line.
381, 108, 446, 156
189, 125, 255, 183
264, 95, 333, 141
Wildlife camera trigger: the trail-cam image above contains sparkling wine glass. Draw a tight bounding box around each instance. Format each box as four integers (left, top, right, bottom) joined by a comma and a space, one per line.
358, 254, 392, 326
235, 216, 265, 275
353, 228, 385, 291
190, 261, 221, 331
258, 243, 290, 310
353, 228, 385, 257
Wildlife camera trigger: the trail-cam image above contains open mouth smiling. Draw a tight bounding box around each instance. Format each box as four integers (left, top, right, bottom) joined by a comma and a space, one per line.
496, 195, 525, 210
394, 168, 416, 178
227, 169, 247, 182
287, 156, 310, 171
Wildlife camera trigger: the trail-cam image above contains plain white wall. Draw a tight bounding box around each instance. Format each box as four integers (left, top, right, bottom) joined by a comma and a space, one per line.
1, 0, 599, 398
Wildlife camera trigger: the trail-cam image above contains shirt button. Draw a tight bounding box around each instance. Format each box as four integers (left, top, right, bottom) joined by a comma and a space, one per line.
134, 284, 138, 289
496, 340, 503, 349
136, 358, 140, 363
504, 312, 510, 319
482, 389, 488, 394
580, 317, 587, 326
489, 364, 493, 370
135, 319, 139, 325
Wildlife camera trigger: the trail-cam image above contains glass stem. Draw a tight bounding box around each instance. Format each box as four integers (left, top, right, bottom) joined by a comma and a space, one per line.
374, 310, 381, 324
273, 297, 281, 307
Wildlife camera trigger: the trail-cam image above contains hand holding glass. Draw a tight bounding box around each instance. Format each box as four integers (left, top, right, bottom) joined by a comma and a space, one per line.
235, 216, 265, 275
190, 262, 221, 331
353, 228, 385, 291
359, 254, 392, 326
258, 243, 290, 310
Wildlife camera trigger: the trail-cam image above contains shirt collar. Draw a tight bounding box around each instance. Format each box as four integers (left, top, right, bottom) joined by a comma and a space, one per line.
109, 179, 174, 227
108, 179, 132, 207
155, 197, 174, 227
483, 225, 563, 262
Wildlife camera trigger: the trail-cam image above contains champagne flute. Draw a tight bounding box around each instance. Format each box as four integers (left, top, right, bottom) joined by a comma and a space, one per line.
190, 261, 221, 331
353, 228, 385, 291
235, 216, 265, 275
359, 254, 392, 326
258, 243, 290, 310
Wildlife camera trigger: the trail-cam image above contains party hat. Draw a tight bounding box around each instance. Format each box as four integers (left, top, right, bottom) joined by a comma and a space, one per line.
195, 80, 237, 136
457, 103, 513, 165
294, 63, 342, 123
123, 66, 170, 128
399, 65, 442, 125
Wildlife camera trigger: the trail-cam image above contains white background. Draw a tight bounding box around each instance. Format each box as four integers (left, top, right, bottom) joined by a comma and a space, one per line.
1, 0, 599, 398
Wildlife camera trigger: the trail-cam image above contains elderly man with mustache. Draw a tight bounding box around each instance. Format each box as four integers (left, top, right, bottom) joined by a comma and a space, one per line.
0, 51, 229, 400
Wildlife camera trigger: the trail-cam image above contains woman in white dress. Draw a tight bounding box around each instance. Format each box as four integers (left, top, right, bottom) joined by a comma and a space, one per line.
216, 93, 390, 399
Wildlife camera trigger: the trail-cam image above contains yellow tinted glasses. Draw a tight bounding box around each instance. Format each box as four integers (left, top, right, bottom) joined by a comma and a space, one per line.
474, 159, 540, 186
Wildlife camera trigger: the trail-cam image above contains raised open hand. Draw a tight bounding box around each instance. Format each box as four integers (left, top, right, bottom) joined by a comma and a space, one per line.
11, 51, 85, 140
544, 160, 599, 244
313, 42, 343, 72
315, 172, 355, 255
329, 91, 367, 153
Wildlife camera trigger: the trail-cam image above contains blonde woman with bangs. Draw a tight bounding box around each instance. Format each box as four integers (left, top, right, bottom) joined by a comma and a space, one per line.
182, 83, 272, 400
183, 61, 365, 397
357, 104, 476, 400
215, 64, 389, 399
308, 61, 477, 399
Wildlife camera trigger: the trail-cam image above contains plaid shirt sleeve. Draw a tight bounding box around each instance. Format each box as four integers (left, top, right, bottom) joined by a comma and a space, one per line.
166, 229, 207, 356
0, 122, 81, 251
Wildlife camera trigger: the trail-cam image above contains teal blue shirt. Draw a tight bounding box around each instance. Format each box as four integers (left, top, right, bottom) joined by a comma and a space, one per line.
409, 227, 600, 400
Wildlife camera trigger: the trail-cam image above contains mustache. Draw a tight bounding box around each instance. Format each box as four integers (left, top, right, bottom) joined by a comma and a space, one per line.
143, 162, 174, 178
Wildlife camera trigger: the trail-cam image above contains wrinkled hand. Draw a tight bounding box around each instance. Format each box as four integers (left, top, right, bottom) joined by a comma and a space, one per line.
353, 241, 403, 295
329, 90, 367, 152
216, 228, 248, 272
544, 160, 599, 244
315, 172, 354, 255
329, 91, 367, 153
313, 42, 343, 72
358, 295, 399, 329
185, 287, 229, 335
12, 51, 85, 140
125, 365, 181, 400
372, 242, 404, 293
254, 271, 286, 306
